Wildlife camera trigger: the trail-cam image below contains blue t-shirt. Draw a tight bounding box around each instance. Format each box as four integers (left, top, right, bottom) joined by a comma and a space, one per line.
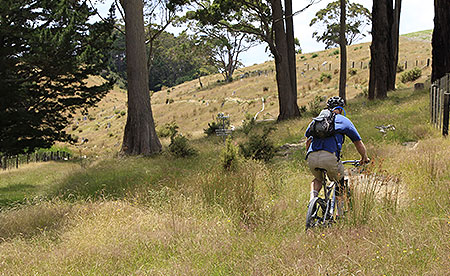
305, 111, 361, 158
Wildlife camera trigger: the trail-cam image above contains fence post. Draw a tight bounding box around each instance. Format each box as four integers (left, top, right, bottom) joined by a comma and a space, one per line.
405, 61, 407, 70
443, 93, 450, 136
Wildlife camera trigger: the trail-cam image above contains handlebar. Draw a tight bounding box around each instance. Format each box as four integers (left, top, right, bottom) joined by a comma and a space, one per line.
342, 160, 360, 166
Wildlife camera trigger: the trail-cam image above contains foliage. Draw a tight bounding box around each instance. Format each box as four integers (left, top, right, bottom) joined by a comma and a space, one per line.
184, 12, 257, 83
319, 73, 332, 82
239, 126, 276, 162
108, 29, 216, 92
204, 114, 230, 136
308, 95, 326, 116
242, 113, 256, 135
400, 67, 422, 83
157, 122, 180, 138
311, 53, 319, 58
0, 0, 115, 155
310, 0, 371, 49
329, 49, 340, 56
168, 134, 197, 157
221, 137, 240, 170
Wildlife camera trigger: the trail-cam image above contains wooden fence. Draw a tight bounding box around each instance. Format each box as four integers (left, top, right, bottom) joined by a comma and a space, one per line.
0, 151, 72, 170
430, 73, 450, 136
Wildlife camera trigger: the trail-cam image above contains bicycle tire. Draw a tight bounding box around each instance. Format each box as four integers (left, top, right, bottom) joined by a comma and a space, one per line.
305, 197, 327, 229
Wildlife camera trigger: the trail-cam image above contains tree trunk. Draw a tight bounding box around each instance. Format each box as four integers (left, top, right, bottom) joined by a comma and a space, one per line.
285, 0, 297, 103
271, 0, 300, 121
432, 0, 450, 82
120, 0, 162, 155
339, 0, 347, 102
369, 0, 393, 100
388, 0, 402, 91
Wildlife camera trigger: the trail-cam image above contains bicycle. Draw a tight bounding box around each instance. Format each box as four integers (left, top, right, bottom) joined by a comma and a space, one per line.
305, 160, 360, 230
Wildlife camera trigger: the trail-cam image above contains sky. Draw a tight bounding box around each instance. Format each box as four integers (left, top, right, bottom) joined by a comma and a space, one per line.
96, 0, 434, 66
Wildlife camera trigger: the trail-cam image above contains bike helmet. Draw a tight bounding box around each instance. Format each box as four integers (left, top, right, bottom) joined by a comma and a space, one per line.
327, 96, 345, 109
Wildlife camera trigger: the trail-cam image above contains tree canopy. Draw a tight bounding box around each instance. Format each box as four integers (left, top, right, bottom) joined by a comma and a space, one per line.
310, 0, 371, 49
0, 0, 115, 155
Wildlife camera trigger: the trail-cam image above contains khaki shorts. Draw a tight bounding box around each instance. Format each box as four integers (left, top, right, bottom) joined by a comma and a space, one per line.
307, 150, 344, 181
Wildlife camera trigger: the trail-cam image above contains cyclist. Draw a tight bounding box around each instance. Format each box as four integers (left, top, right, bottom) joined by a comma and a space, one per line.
304, 96, 369, 217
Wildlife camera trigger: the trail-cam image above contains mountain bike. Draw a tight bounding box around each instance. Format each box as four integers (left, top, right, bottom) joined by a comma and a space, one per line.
305, 160, 360, 230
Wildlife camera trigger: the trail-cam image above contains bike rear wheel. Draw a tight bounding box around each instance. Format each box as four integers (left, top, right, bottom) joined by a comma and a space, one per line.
305, 197, 327, 229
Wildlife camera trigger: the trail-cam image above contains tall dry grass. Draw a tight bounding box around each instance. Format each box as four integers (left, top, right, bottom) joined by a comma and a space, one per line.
0, 87, 449, 275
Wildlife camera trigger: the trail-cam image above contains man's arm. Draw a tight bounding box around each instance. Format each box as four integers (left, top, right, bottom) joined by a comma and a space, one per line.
353, 140, 369, 163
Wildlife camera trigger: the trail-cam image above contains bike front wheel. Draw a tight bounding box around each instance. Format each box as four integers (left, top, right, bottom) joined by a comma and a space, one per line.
305, 197, 327, 229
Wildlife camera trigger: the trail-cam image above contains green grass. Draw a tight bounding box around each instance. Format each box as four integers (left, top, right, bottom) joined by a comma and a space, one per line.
0, 87, 449, 275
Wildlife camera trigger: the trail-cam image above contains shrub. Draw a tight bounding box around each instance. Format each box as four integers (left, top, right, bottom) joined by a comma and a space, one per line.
319, 73, 332, 83
242, 113, 256, 135
329, 49, 339, 56
308, 95, 325, 116
396, 64, 404, 73
204, 115, 230, 136
299, 105, 307, 115
239, 126, 276, 162
300, 55, 306, 60
120, 111, 126, 116
311, 53, 319, 58
400, 67, 422, 83
168, 134, 197, 157
157, 122, 179, 138
349, 68, 358, 76
222, 137, 240, 170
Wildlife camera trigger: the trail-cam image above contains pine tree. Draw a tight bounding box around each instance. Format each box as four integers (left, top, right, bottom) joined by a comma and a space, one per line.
0, 0, 115, 155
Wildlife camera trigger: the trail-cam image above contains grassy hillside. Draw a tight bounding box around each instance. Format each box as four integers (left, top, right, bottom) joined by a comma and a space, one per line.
1, 85, 449, 275
68, 33, 433, 156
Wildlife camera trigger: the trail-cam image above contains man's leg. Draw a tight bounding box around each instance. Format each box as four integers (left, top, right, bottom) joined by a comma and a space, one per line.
310, 178, 322, 201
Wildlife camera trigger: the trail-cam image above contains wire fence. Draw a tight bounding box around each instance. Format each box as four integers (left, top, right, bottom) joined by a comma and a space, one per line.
0, 151, 72, 171
430, 73, 450, 136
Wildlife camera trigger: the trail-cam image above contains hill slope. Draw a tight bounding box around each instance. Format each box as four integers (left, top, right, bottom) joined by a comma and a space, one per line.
67, 32, 432, 155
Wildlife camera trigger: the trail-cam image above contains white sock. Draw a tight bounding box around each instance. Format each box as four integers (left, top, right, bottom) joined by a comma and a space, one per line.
310, 190, 319, 201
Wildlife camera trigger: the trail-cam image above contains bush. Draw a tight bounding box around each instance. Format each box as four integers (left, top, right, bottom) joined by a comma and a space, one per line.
204, 115, 230, 136
157, 122, 179, 138
349, 68, 358, 76
400, 67, 422, 83
311, 53, 319, 58
239, 126, 276, 162
204, 121, 222, 136
329, 49, 339, 56
299, 105, 307, 115
168, 134, 197, 158
308, 95, 325, 116
319, 73, 332, 83
242, 113, 256, 135
222, 137, 240, 170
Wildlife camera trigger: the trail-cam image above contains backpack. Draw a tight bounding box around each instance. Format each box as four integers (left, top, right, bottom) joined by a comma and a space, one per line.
308, 109, 336, 138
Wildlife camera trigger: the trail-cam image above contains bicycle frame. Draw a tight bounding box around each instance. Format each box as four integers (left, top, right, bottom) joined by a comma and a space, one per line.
320, 170, 337, 223
306, 160, 361, 229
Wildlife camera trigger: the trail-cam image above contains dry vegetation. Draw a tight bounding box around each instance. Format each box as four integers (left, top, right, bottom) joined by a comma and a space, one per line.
1, 30, 448, 275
